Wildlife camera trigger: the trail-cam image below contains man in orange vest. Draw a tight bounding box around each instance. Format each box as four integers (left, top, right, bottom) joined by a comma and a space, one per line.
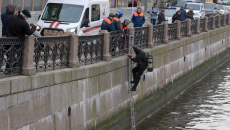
113, 11, 123, 31
101, 13, 115, 32
131, 7, 145, 27
121, 19, 130, 37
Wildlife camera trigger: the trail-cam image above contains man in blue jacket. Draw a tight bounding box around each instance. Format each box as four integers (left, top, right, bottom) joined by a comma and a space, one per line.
101, 13, 115, 32
113, 11, 123, 31
180, 6, 186, 21
132, 7, 145, 27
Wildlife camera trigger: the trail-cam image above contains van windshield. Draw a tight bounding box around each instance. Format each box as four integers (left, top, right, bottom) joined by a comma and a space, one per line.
175, 1, 187, 7
204, 3, 215, 9
42, 3, 84, 23
185, 4, 201, 10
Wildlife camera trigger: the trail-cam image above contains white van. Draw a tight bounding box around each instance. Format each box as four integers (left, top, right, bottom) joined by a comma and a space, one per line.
34, 0, 110, 37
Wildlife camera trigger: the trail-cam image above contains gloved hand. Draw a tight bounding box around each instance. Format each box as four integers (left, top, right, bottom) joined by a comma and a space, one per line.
127, 55, 132, 59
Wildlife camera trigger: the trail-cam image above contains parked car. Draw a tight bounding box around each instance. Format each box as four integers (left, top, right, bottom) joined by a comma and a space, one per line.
203, 2, 217, 17
217, 0, 224, 4
218, 5, 228, 14
223, 0, 230, 5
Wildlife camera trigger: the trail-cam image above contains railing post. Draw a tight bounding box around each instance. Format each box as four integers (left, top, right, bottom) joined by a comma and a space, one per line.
223, 14, 226, 26
175, 20, 181, 40
196, 18, 200, 34
69, 34, 80, 68
145, 23, 154, 48
187, 19, 191, 37
228, 14, 230, 25
128, 26, 135, 43
218, 15, 221, 28
211, 16, 215, 30
204, 16, 208, 32
163, 22, 168, 44
22, 36, 36, 76
99, 30, 112, 61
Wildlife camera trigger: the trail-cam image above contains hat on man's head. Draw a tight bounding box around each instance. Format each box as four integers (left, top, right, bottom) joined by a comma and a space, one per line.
154, 3, 157, 5
22, 9, 31, 18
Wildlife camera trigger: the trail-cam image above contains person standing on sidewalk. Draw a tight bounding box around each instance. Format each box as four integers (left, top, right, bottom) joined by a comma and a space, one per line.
1, 4, 17, 38
180, 6, 186, 21
149, 3, 159, 25
132, 7, 145, 27
157, 9, 166, 24
186, 7, 194, 20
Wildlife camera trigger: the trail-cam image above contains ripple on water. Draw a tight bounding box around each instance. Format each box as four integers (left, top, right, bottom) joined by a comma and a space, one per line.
136, 60, 230, 130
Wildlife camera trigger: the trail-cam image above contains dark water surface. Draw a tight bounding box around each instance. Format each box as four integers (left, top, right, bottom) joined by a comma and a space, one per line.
136, 60, 230, 130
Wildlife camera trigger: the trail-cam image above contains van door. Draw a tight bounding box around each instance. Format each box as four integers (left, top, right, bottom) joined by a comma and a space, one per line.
79, 8, 90, 36
88, 4, 102, 35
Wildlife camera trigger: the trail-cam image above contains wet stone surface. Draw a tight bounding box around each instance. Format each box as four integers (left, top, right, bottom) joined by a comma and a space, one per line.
137, 59, 230, 130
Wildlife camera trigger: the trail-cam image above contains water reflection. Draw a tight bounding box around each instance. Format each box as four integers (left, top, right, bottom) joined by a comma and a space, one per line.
137, 61, 230, 130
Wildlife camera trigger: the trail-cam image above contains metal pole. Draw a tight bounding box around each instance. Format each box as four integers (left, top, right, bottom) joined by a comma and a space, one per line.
144, 0, 147, 12
0, 0, 2, 14
157, 0, 159, 8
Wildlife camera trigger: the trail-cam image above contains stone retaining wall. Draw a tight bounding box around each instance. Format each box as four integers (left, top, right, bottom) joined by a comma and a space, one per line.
0, 26, 230, 130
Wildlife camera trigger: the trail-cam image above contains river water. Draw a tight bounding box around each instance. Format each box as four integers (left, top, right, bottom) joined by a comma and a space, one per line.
136, 60, 230, 130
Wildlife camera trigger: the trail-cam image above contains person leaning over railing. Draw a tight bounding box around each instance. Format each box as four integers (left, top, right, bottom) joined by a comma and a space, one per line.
131, 7, 145, 27
157, 9, 166, 24
5, 9, 37, 73
121, 19, 130, 37
172, 10, 181, 23
101, 13, 115, 32
1, 4, 17, 38
113, 11, 123, 31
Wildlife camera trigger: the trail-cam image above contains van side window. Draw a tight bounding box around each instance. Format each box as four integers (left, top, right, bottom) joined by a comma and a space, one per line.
81, 8, 89, 28
91, 4, 100, 21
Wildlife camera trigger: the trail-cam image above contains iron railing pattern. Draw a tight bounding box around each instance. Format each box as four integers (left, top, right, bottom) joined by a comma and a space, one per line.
207, 17, 212, 30
78, 35, 104, 65
200, 18, 205, 32
134, 27, 148, 49
215, 16, 218, 28
153, 25, 164, 45
34, 36, 71, 71
109, 31, 128, 58
168, 23, 177, 41
180, 21, 187, 37
191, 20, 197, 34
0, 38, 24, 78
226, 14, 229, 25
220, 15, 224, 26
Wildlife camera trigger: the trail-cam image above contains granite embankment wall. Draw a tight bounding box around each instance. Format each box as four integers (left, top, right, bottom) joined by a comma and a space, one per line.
1, 26, 230, 130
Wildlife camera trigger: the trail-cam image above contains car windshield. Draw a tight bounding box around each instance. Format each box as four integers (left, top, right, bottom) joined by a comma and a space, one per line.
185, 4, 201, 10
175, 1, 187, 7
218, 5, 224, 10
165, 10, 177, 17
204, 4, 215, 9
42, 3, 84, 23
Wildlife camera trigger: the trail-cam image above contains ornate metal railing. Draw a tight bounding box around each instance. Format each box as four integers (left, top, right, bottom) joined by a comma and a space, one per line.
220, 15, 224, 26
78, 34, 104, 65
200, 18, 205, 32
207, 17, 212, 30
180, 21, 187, 37
191, 20, 197, 34
34, 36, 71, 71
153, 25, 164, 45
215, 16, 218, 28
226, 14, 229, 25
109, 31, 128, 58
0, 38, 24, 78
134, 27, 149, 49
168, 23, 177, 41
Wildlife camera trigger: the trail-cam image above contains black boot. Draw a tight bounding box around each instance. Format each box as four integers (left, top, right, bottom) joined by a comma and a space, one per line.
130, 85, 137, 91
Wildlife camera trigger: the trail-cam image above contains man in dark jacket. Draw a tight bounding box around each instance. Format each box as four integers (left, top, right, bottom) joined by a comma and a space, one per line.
132, 7, 145, 27
128, 46, 148, 91
1, 4, 17, 37
7, 9, 37, 38
128, 0, 137, 7
101, 13, 115, 32
186, 7, 194, 20
157, 9, 166, 24
180, 6, 186, 21
172, 10, 181, 23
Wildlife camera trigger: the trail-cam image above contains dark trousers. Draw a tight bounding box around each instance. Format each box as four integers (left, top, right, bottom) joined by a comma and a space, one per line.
132, 66, 146, 88
151, 19, 156, 25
